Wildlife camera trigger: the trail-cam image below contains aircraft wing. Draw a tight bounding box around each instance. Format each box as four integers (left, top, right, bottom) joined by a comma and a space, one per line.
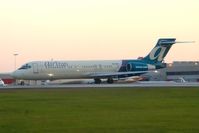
86, 71, 148, 79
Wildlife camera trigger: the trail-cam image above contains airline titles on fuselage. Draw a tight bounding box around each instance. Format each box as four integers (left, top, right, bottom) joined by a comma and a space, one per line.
44, 61, 69, 69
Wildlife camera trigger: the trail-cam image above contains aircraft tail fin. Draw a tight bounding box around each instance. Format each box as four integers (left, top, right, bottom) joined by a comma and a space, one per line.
142, 38, 194, 64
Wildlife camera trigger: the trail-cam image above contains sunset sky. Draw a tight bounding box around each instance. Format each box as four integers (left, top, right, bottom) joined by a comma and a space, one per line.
0, 0, 198, 72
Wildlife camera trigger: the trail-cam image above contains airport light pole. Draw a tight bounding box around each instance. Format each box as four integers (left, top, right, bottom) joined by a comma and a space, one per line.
13, 53, 18, 71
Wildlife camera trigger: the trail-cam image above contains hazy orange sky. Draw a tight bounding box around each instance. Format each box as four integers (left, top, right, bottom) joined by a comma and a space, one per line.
0, 0, 198, 72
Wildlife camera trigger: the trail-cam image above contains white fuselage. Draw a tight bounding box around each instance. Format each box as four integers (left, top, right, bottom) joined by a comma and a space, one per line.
13, 60, 123, 80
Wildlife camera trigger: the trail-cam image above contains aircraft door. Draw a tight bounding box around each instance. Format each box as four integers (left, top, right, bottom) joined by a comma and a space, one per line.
33, 63, 39, 73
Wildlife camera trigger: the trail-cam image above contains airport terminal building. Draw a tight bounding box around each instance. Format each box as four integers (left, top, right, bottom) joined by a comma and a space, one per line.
145, 61, 199, 82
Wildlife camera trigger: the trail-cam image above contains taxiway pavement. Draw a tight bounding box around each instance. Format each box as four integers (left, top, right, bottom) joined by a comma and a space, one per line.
1, 82, 199, 89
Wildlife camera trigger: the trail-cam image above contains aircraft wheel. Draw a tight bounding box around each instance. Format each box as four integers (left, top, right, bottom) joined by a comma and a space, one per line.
94, 78, 101, 84
107, 78, 114, 84
20, 81, 25, 86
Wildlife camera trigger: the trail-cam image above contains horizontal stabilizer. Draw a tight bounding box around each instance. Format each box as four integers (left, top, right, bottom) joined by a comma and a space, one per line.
175, 41, 195, 43
160, 41, 195, 46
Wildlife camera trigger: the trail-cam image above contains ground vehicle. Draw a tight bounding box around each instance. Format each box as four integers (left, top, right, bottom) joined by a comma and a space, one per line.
0, 79, 5, 87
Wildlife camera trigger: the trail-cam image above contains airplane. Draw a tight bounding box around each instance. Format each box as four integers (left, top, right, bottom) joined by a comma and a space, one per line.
11, 38, 192, 84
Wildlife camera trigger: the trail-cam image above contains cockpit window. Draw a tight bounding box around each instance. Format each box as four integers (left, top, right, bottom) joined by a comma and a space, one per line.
18, 64, 31, 70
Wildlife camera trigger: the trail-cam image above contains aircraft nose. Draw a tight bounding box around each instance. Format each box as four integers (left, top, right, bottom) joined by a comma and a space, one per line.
11, 71, 22, 79
11, 71, 17, 78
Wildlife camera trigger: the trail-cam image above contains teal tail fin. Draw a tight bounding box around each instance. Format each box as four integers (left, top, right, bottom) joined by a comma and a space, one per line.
142, 38, 176, 64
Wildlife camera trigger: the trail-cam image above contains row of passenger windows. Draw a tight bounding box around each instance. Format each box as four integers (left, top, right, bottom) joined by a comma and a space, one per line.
80, 65, 113, 69
18, 64, 114, 70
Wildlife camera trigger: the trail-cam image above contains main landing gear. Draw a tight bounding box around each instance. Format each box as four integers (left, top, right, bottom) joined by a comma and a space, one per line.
94, 78, 101, 84
107, 77, 114, 84
94, 78, 114, 84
